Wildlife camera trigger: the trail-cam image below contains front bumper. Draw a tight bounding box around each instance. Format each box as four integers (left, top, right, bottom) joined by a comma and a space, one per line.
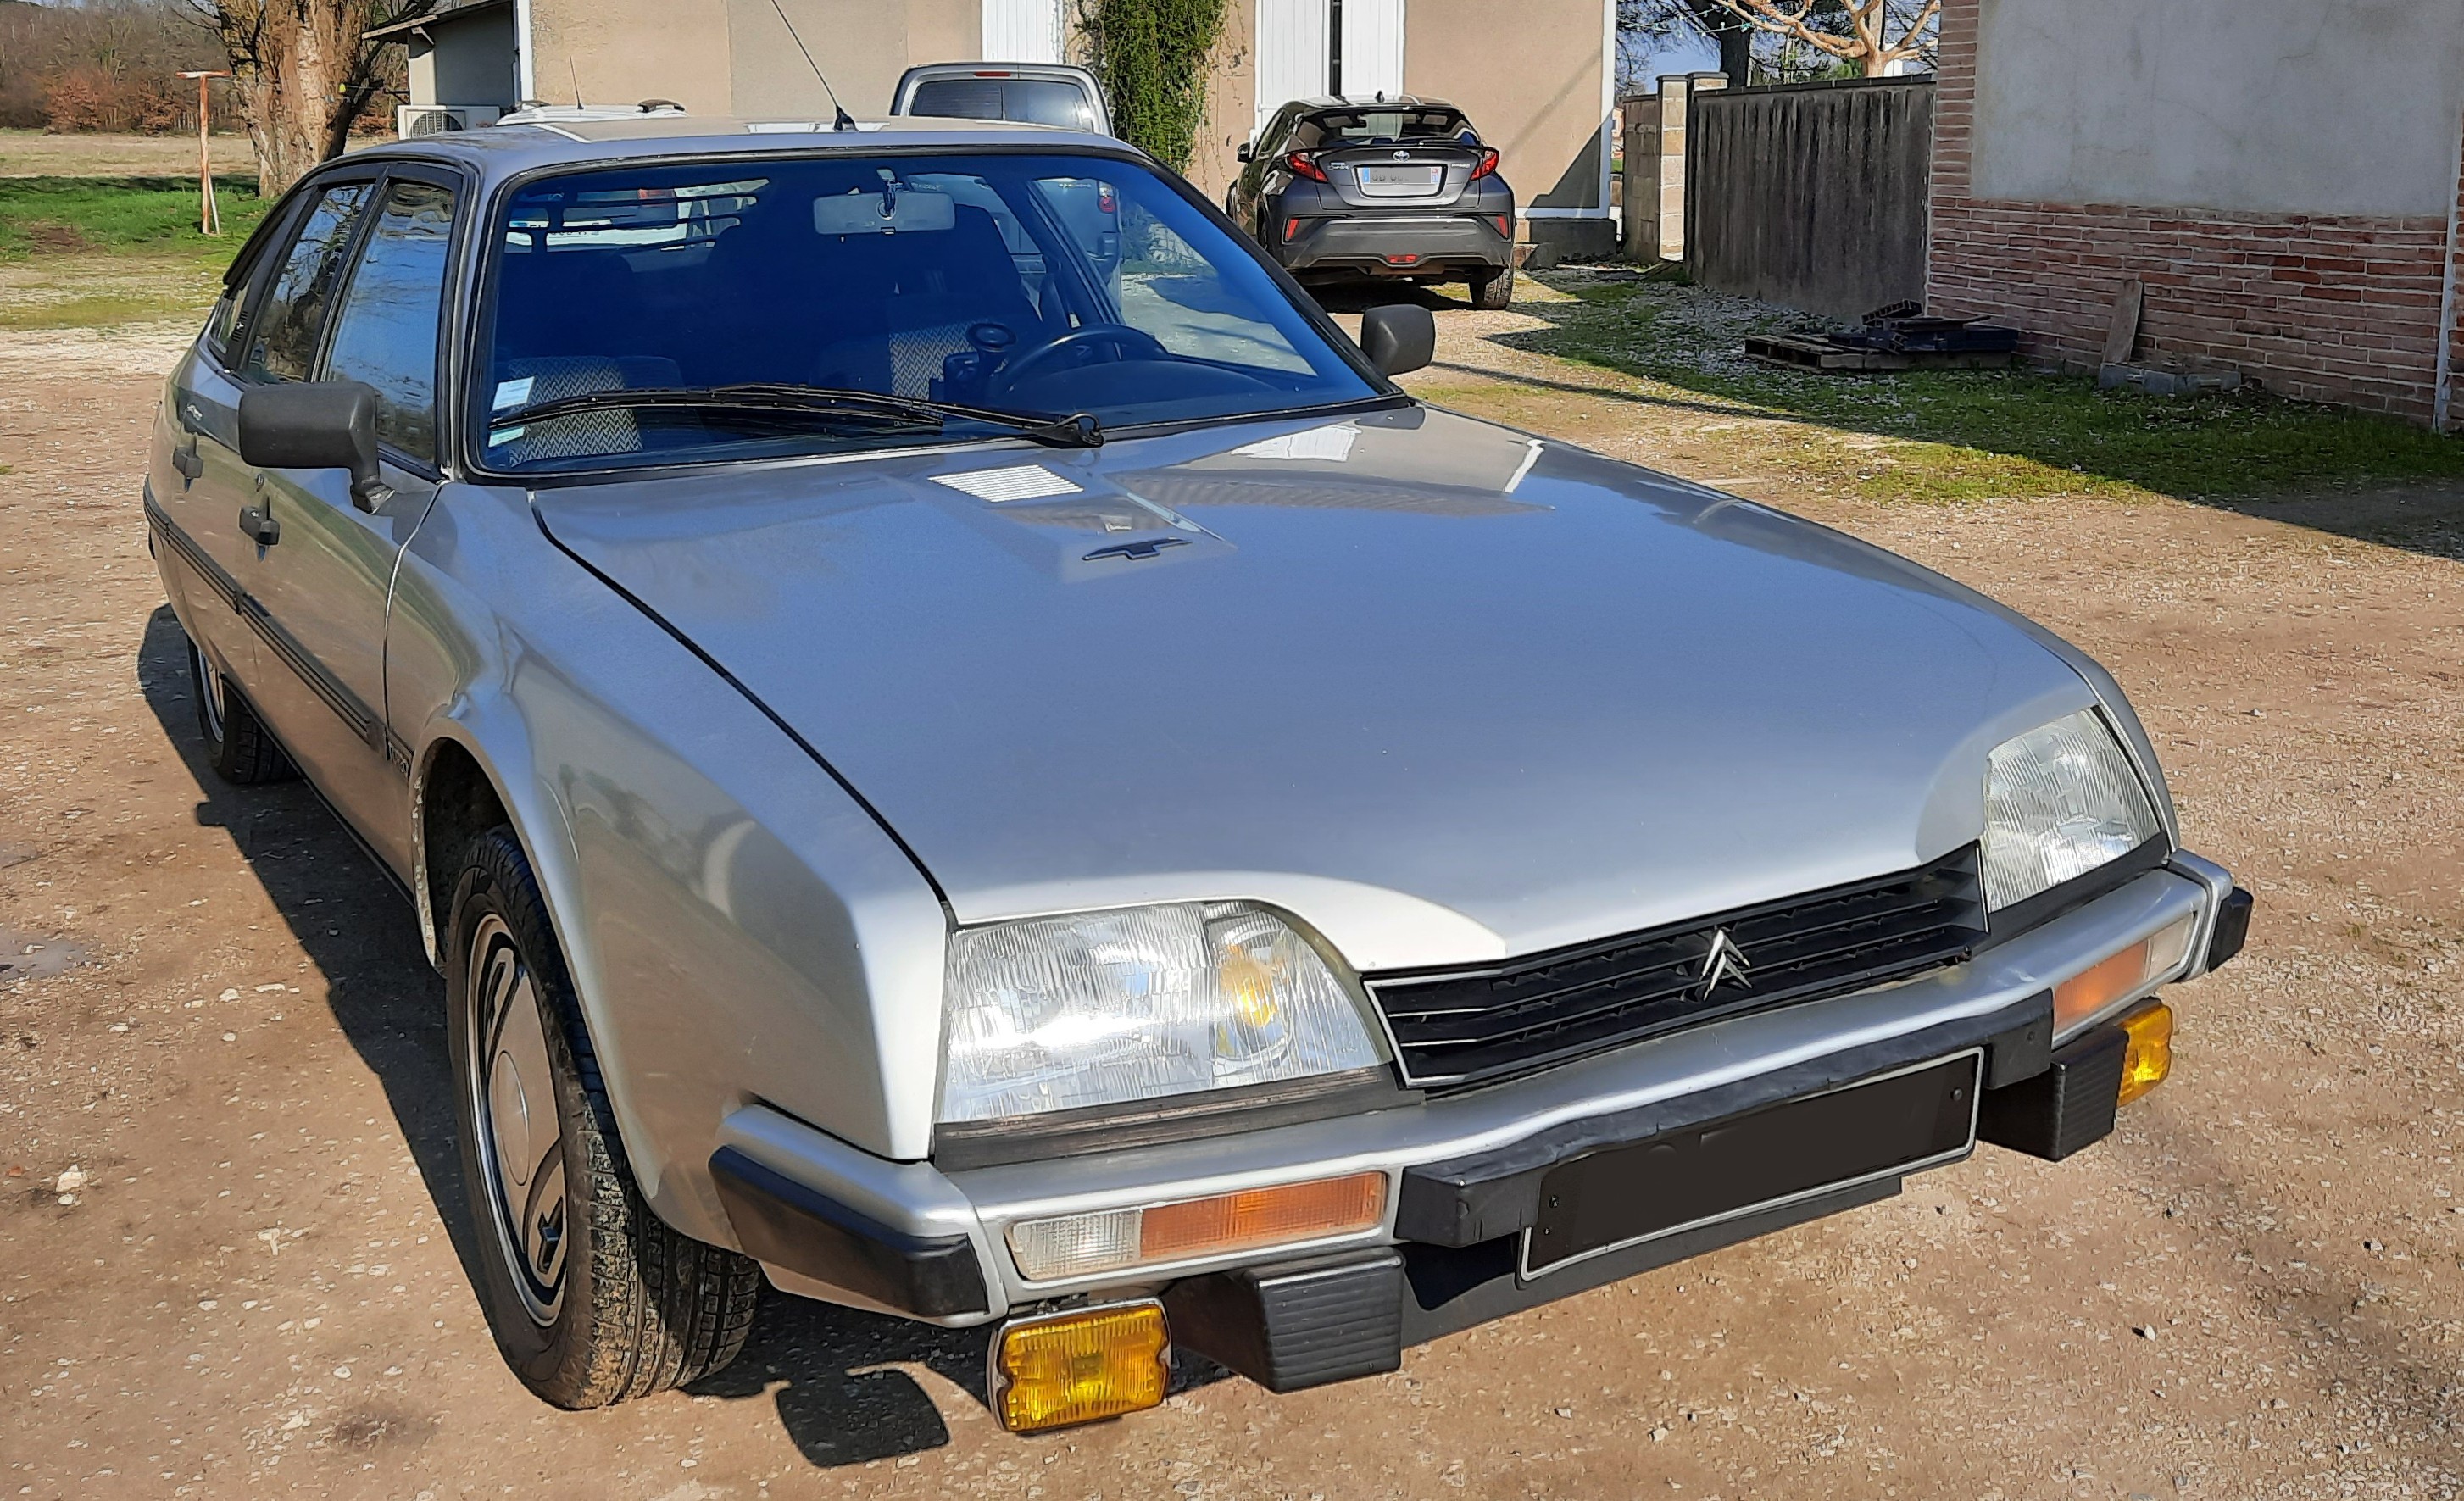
1273, 211, 1513, 276
713, 852, 2244, 1342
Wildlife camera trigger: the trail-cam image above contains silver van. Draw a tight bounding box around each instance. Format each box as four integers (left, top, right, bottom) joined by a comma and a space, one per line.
890, 62, 1113, 136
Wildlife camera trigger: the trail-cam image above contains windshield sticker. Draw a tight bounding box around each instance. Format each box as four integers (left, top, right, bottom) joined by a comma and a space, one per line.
932, 464, 1083, 503
492, 377, 534, 412
487, 425, 526, 448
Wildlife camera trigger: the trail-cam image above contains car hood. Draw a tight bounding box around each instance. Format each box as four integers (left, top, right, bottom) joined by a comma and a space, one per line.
531, 406, 2098, 970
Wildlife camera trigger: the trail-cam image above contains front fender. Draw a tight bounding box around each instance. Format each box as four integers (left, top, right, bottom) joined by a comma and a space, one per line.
389, 481, 951, 1248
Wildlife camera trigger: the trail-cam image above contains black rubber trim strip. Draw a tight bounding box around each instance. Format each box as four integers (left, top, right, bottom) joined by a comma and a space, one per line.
709, 1146, 988, 1318
932, 1067, 1416, 1170
147, 492, 387, 754
531, 503, 958, 920
1393, 988, 2050, 1248
1982, 835, 2170, 948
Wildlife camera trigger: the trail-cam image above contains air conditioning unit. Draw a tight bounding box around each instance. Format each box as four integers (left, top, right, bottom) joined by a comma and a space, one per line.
397, 105, 503, 137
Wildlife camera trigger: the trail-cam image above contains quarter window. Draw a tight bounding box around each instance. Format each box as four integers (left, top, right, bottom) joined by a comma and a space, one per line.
323, 180, 458, 464
239, 181, 374, 384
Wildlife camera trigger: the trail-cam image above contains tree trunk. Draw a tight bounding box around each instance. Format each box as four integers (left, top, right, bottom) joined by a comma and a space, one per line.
212, 1, 406, 198
1862, 49, 1892, 77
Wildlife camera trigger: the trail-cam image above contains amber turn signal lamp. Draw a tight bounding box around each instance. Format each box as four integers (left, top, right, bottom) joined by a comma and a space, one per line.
2117, 1002, 2174, 1105
2053, 915, 2196, 1034
1006, 1172, 1388, 1281
991, 1301, 1170, 1433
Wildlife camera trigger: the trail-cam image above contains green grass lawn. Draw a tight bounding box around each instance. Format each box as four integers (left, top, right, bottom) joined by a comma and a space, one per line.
0, 175, 268, 330
0, 175, 269, 271
1510, 275, 2464, 502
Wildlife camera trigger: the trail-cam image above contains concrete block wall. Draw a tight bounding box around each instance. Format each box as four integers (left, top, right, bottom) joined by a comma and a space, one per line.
1927, 0, 2464, 429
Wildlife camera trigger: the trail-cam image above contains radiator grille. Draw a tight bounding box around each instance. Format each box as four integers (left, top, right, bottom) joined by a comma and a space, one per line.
1365, 847, 1986, 1088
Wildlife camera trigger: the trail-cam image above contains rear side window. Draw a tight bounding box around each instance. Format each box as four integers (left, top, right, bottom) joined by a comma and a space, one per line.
239, 182, 375, 383
322, 180, 458, 464
909, 76, 1098, 130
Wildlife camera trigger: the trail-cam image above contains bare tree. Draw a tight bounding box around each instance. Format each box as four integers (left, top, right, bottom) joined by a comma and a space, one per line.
180, 0, 427, 195
1699, 0, 1937, 78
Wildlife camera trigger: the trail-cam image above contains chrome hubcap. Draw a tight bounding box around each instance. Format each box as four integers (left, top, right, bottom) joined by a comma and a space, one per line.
467, 914, 568, 1325
192, 644, 227, 742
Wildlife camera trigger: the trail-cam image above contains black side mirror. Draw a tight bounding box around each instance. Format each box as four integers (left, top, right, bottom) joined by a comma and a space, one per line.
1236, 142, 1254, 164
1360, 303, 1436, 378
238, 380, 391, 512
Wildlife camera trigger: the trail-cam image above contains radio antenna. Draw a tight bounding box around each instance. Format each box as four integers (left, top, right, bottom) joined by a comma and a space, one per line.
768, 0, 857, 131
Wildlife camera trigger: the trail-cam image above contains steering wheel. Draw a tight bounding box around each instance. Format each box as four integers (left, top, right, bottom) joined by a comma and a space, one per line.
991, 323, 1171, 397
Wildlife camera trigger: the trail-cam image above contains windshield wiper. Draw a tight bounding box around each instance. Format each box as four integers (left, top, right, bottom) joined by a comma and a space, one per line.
489, 381, 1104, 448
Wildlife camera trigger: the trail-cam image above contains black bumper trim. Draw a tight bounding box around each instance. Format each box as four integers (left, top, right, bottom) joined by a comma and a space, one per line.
1393, 990, 2050, 1248
1165, 1249, 1404, 1393
709, 1147, 989, 1319
2205, 886, 2254, 972
1975, 1020, 2127, 1163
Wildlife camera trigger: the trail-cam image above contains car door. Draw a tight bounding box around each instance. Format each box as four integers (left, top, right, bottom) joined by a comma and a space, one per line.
240, 166, 463, 875
153, 188, 338, 697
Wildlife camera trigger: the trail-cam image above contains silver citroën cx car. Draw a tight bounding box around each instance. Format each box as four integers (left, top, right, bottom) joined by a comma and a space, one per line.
145, 114, 2251, 1433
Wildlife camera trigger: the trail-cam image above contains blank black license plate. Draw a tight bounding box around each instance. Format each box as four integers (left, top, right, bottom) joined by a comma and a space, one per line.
1521, 1052, 1980, 1276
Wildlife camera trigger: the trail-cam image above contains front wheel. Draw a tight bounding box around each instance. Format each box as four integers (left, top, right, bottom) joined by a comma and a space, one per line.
1468, 264, 1516, 310
446, 826, 759, 1408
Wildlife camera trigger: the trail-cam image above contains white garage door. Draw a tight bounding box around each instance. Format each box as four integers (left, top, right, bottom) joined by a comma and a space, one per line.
982, 0, 1065, 63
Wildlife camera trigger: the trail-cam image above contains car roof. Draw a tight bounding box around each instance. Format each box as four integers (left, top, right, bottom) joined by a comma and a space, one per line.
343, 114, 1137, 188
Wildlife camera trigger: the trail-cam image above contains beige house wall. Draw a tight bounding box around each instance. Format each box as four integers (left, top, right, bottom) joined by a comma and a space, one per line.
1185, 0, 1259, 203
1406, 0, 1609, 214
727, 0, 982, 118
530, 0, 737, 113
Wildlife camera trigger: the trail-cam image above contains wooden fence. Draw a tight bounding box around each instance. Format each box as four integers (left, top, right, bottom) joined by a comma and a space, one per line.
1685, 76, 1935, 320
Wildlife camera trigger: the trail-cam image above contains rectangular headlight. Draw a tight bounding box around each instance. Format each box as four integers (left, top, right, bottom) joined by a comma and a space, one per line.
1983, 709, 2165, 911
938, 902, 1385, 1125
1006, 1172, 1388, 1281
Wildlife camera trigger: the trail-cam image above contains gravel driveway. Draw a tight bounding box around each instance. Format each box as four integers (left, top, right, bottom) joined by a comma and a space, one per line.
4, 300, 2461, 1500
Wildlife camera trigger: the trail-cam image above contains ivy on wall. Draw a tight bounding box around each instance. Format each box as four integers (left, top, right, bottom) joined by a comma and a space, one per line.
1076, 0, 1232, 171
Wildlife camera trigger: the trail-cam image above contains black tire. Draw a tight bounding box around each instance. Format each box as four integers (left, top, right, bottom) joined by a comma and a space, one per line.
188, 638, 294, 784
1469, 264, 1516, 310
446, 826, 759, 1409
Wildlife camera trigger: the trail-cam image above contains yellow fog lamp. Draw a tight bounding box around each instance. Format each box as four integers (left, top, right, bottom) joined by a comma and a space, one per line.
990, 1300, 1171, 1433
2117, 1002, 2174, 1105
2052, 914, 2196, 1035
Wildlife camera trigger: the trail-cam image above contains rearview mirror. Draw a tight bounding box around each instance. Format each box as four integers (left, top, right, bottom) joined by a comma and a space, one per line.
1236, 142, 1253, 164
1359, 303, 1435, 378
238, 380, 390, 512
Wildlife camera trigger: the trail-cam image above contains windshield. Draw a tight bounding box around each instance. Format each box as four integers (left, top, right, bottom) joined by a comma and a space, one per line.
479, 153, 1379, 474
907, 76, 1099, 131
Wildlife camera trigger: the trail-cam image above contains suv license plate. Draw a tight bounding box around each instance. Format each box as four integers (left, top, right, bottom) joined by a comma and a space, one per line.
1521, 1051, 1982, 1276
1359, 165, 1443, 193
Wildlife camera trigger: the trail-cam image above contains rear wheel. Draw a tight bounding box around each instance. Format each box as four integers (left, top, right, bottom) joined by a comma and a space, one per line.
188, 638, 293, 784
447, 826, 759, 1408
1468, 264, 1516, 310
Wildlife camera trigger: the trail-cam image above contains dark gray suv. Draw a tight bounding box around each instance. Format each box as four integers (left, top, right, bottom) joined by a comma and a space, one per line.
1229, 96, 1516, 308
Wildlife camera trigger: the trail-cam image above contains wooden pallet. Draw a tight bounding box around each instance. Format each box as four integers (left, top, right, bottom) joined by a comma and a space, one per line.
1744, 333, 2014, 373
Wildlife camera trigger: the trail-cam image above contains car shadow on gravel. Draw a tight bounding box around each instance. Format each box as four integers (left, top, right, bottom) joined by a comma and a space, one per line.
133, 607, 476, 1273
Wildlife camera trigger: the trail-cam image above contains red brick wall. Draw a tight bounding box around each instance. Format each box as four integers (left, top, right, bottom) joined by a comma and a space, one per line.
1928, 0, 2464, 430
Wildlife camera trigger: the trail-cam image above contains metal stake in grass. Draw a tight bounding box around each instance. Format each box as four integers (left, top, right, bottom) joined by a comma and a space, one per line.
178, 70, 230, 237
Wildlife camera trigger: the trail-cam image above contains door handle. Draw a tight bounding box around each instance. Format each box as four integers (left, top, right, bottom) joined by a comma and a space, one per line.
238, 503, 281, 547
171, 439, 203, 484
